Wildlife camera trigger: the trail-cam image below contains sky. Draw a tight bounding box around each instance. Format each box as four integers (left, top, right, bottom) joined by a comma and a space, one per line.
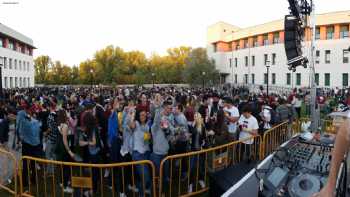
0, 0, 349, 66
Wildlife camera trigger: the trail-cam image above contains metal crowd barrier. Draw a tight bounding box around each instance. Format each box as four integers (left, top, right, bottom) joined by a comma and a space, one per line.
261, 121, 296, 160
19, 156, 157, 197
0, 148, 18, 196
158, 135, 262, 197
0, 119, 326, 197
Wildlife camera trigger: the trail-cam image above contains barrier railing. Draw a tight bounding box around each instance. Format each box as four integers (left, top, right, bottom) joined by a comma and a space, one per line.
0, 119, 317, 197
261, 121, 295, 160
0, 148, 18, 196
298, 118, 337, 134
158, 135, 262, 197
19, 156, 157, 197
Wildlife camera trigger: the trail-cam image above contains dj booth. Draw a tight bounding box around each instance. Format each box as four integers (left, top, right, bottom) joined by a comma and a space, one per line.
221, 136, 347, 197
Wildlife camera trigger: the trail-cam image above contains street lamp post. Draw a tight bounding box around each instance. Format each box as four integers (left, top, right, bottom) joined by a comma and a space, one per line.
202, 71, 206, 89
266, 61, 270, 97
0, 57, 3, 98
90, 68, 93, 89
151, 72, 155, 88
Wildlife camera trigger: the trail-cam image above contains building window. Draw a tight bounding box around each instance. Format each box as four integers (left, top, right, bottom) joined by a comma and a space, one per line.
315, 73, 319, 86
244, 39, 249, 48
263, 34, 269, 46
19, 61, 22, 70
213, 43, 217, 52
14, 59, 17, 70
251, 74, 255, 84
325, 73, 330, 86
253, 37, 258, 47
3, 57, 7, 69
244, 74, 248, 84
245, 56, 248, 66
234, 74, 238, 84
236, 43, 240, 50
9, 58, 12, 69
287, 73, 291, 85
264, 54, 268, 65
326, 26, 334, 40
343, 49, 349, 63
252, 56, 255, 66
315, 27, 320, 40
272, 73, 276, 85
264, 73, 268, 84
325, 50, 331, 64
10, 77, 13, 88
4, 77, 7, 88
343, 73, 348, 87
340, 25, 349, 38
229, 58, 232, 68
8, 41, 14, 50
235, 58, 238, 67
273, 32, 280, 44
315, 50, 320, 64
19, 77, 22, 87
272, 53, 276, 65
27, 62, 29, 71
296, 73, 301, 86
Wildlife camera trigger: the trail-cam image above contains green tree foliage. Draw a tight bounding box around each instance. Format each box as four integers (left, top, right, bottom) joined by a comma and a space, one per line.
34, 55, 51, 84
34, 46, 217, 85
184, 48, 220, 86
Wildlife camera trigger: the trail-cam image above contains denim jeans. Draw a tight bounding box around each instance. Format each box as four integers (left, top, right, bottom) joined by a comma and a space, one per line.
132, 151, 151, 195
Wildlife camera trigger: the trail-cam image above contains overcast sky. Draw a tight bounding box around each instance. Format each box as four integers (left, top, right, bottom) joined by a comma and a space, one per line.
0, 0, 349, 66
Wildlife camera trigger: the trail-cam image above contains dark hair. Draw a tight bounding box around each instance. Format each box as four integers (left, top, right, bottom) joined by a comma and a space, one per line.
57, 109, 68, 125
136, 110, 148, 123
83, 112, 97, 134
242, 105, 252, 113
176, 104, 184, 112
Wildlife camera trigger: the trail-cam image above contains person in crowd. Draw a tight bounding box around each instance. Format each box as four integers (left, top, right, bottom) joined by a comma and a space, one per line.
238, 105, 259, 163
45, 100, 59, 163
129, 110, 152, 195
223, 97, 240, 141
17, 102, 42, 188
150, 94, 174, 176
55, 109, 75, 193
78, 112, 101, 196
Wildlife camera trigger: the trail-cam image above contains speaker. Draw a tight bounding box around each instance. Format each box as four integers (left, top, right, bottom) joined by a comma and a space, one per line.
284, 15, 306, 71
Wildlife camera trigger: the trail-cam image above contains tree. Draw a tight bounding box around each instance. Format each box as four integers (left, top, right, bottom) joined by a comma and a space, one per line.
34, 55, 51, 84
79, 59, 97, 84
184, 48, 220, 86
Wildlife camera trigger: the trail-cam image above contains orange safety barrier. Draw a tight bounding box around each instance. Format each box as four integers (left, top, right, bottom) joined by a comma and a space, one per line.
0, 147, 18, 196
158, 135, 262, 197
19, 156, 157, 197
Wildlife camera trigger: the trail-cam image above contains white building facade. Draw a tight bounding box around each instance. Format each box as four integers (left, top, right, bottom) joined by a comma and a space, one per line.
207, 11, 350, 89
0, 23, 35, 88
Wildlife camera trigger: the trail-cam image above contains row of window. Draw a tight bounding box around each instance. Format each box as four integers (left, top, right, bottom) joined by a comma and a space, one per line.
215, 24, 349, 52
234, 73, 348, 87
3, 76, 31, 89
0, 37, 32, 55
229, 49, 349, 67
0, 56, 31, 71
315, 25, 350, 40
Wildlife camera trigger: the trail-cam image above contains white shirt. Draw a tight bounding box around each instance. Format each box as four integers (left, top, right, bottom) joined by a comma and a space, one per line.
238, 115, 259, 144
261, 107, 271, 129
224, 106, 240, 134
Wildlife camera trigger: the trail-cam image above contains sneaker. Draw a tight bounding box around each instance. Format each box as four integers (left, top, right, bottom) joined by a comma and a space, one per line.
128, 184, 139, 193
63, 186, 73, 193
104, 169, 110, 178
188, 184, 193, 193
199, 180, 206, 189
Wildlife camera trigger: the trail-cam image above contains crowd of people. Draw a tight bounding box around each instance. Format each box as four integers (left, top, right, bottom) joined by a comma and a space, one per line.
0, 85, 348, 196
